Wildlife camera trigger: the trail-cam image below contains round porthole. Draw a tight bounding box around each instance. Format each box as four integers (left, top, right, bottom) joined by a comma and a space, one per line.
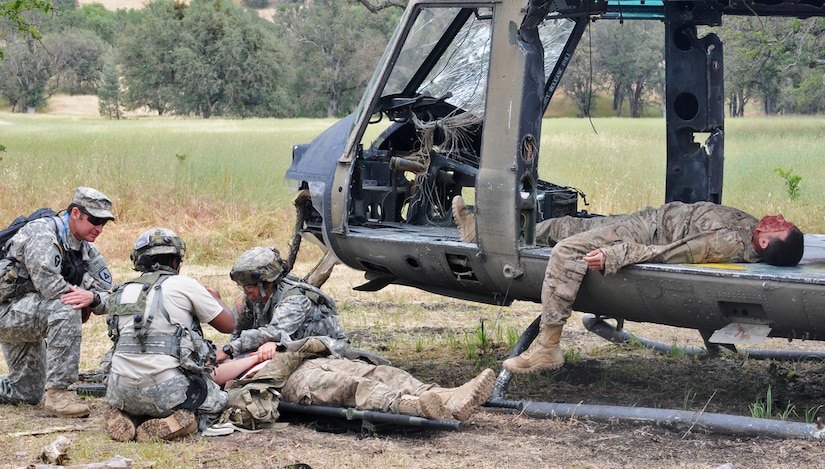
674, 92, 699, 121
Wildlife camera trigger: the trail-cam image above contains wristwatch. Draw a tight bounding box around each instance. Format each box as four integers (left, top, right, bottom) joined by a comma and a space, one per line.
89, 292, 101, 308
222, 344, 234, 359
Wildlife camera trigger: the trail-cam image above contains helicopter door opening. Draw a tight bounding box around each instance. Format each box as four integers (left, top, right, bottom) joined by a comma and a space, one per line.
349, 6, 490, 228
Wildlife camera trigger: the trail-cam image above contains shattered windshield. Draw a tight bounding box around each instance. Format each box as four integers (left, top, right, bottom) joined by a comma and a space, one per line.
540, 19, 576, 83
346, 5, 578, 161
385, 7, 492, 115
382, 7, 575, 116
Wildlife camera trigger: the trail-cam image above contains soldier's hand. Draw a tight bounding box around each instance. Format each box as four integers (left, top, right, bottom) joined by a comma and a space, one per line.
583, 249, 606, 271
61, 285, 94, 310
256, 342, 279, 362
206, 287, 222, 301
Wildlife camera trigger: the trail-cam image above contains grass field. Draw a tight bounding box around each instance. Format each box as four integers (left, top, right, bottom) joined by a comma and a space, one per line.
2, 112, 823, 270
1, 112, 824, 468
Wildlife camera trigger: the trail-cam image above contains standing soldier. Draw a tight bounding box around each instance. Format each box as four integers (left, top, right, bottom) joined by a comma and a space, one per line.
0, 187, 115, 417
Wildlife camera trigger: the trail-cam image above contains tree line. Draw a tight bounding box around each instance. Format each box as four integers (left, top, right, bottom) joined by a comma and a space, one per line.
0, 0, 822, 118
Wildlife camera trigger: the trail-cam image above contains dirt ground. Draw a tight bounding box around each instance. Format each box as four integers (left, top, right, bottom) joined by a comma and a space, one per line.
3, 262, 825, 468
4, 311, 825, 469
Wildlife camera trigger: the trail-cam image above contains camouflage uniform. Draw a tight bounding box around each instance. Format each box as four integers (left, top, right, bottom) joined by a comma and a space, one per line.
0, 204, 112, 404
225, 246, 412, 412
236, 339, 435, 414
228, 275, 348, 355
537, 201, 761, 326
280, 357, 434, 412
107, 373, 226, 419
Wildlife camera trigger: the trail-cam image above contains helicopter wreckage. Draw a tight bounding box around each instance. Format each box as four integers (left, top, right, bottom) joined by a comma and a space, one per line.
285, 0, 825, 438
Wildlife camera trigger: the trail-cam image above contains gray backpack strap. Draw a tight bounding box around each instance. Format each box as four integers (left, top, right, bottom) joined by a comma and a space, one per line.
110, 272, 178, 354
132, 274, 173, 352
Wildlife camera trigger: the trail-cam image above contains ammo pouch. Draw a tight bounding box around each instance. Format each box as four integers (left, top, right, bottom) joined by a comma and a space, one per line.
0, 259, 35, 304
179, 326, 217, 375
113, 323, 216, 375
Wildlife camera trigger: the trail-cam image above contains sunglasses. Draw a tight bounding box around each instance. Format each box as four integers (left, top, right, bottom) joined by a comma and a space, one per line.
79, 208, 109, 227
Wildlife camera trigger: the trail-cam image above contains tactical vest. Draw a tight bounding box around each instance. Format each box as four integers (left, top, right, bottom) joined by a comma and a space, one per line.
275, 276, 345, 340
108, 271, 217, 375
108, 271, 177, 355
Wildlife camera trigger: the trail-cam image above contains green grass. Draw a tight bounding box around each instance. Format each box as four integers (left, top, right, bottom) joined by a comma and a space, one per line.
537, 116, 825, 232
3, 113, 823, 229
0, 115, 336, 210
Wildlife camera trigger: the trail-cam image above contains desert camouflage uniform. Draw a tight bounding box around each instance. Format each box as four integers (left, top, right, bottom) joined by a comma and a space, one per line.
282, 358, 434, 412
0, 216, 112, 404
228, 275, 348, 355
537, 201, 761, 326
250, 341, 434, 413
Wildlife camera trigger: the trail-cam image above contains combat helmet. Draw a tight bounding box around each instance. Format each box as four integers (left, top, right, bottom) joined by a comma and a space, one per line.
230, 247, 285, 287
130, 227, 186, 272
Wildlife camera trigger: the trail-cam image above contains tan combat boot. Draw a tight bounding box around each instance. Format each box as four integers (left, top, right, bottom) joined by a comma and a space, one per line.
451, 196, 477, 243
502, 324, 565, 374
104, 407, 137, 442
429, 368, 496, 421
395, 392, 452, 421
43, 389, 91, 418
135, 409, 197, 442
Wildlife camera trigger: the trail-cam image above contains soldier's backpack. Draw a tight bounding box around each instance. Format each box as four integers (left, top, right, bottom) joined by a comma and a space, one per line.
0, 208, 58, 259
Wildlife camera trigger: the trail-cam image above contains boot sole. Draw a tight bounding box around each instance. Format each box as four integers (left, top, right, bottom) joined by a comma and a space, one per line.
451, 369, 496, 421
136, 410, 197, 442
105, 409, 137, 442
502, 361, 564, 374
419, 391, 453, 421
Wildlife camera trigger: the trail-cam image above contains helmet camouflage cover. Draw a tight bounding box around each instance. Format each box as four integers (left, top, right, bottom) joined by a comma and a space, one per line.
230, 247, 285, 286
130, 227, 186, 271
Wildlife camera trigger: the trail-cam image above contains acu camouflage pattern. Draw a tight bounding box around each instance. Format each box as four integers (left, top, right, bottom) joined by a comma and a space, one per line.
107, 372, 227, 420
0, 216, 112, 404
229, 275, 348, 355
71, 186, 115, 220
537, 201, 760, 325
